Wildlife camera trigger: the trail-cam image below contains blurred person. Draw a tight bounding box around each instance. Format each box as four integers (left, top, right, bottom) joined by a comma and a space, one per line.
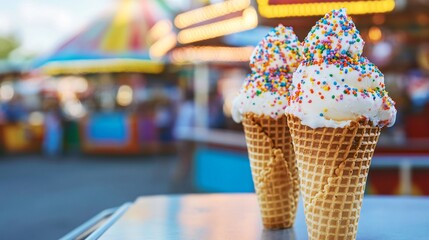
0, 104, 4, 154
42, 98, 63, 157
137, 101, 157, 144
2, 94, 27, 123
173, 90, 196, 180
208, 90, 226, 129
155, 97, 174, 142
0, 104, 5, 123
1, 95, 30, 153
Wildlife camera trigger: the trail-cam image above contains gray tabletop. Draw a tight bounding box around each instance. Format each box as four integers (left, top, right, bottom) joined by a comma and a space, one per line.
99, 194, 429, 240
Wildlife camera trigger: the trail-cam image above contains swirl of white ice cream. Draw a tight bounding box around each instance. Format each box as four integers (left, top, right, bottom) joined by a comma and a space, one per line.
232, 72, 292, 123
287, 58, 396, 128
232, 25, 302, 123
250, 25, 301, 74
302, 8, 364, 61
286, 9, 396, 128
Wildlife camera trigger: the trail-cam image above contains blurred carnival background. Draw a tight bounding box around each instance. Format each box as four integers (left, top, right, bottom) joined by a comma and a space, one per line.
0, 0, 428, 239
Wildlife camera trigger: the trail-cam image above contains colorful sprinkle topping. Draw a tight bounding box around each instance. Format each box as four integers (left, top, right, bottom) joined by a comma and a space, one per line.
232, 25, 303, 121
250, 25, 302, 74
286, 9, 396, 128
302, 8, 364, 63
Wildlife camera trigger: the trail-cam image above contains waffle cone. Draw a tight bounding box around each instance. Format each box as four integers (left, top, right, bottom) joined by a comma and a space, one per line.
242, 113, 299, 229
286, 114, 381, 240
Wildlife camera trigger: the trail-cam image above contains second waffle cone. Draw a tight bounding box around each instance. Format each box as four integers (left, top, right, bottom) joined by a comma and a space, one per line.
242, 113, 299, 229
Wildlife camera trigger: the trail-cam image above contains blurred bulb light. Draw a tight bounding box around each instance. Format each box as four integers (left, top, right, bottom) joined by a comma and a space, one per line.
257, 0, 395, 18
149, 20, 173, 43
57, 78, 70, 92
28, 112, 44, 126
58, 76, 88, 94
150, 33, 177, 58
117, 85, 133, 106
369, 26, 382, 42
73, 76, 89, 93
0, 82, 14, 102
177, 6, 258, 44
63, 99, 86, 118
171, 46, 254, 63
174, 0, 250, 29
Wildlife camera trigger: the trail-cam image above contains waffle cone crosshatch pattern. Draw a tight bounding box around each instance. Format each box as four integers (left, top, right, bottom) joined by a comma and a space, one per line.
287, 114, 381, 239
242, 113, 299, 229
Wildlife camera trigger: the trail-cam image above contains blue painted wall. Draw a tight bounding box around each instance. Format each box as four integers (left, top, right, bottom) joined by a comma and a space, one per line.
194, 147, 255, 193
86, 112, 129, 145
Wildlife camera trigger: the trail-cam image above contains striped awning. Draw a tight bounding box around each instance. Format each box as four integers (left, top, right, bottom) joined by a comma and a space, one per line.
36, 0, 174, 75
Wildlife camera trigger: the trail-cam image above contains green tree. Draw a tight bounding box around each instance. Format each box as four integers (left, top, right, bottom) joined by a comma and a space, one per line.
0, 36, 19, 59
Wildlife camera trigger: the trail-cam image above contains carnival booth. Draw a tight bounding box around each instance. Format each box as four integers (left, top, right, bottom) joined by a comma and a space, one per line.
36, 0, 177, 155
0, 61, 44, 154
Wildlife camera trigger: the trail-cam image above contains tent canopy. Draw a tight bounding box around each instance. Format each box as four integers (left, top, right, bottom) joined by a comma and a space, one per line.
36, 0, 173, 75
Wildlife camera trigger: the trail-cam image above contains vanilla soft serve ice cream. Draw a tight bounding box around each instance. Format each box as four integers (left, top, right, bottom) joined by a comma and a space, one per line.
286, 9, 396, 128
232, 25, 302, 122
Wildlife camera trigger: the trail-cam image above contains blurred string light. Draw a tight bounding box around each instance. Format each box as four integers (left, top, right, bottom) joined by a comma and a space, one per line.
116, 85, 133, 107
149, 19, 173, 43
150, 32, 177, 59
171, 46, 254, 63
256, 0, 395, 18
148, 19, 177, 58
28, 112, 44, 126
0, 82, 14, 102
177, 7, 258, 44
368, 26, 383, 42
174, 0, 250, 29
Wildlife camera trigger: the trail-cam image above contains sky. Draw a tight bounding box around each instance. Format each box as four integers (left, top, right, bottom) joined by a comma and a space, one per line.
0, 0, 119, 58
0, 0, 189, 59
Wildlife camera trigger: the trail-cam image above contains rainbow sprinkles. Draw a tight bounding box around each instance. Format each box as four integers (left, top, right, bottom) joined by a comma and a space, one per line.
286, 8, 396, 129
232, 25, 302, 123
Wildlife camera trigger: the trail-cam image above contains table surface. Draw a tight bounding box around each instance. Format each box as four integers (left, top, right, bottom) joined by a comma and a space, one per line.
99, 194, 429, 240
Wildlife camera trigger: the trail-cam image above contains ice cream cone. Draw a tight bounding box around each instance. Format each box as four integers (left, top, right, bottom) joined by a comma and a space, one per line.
286, 114, 381, 240
242, 113, 299, 229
